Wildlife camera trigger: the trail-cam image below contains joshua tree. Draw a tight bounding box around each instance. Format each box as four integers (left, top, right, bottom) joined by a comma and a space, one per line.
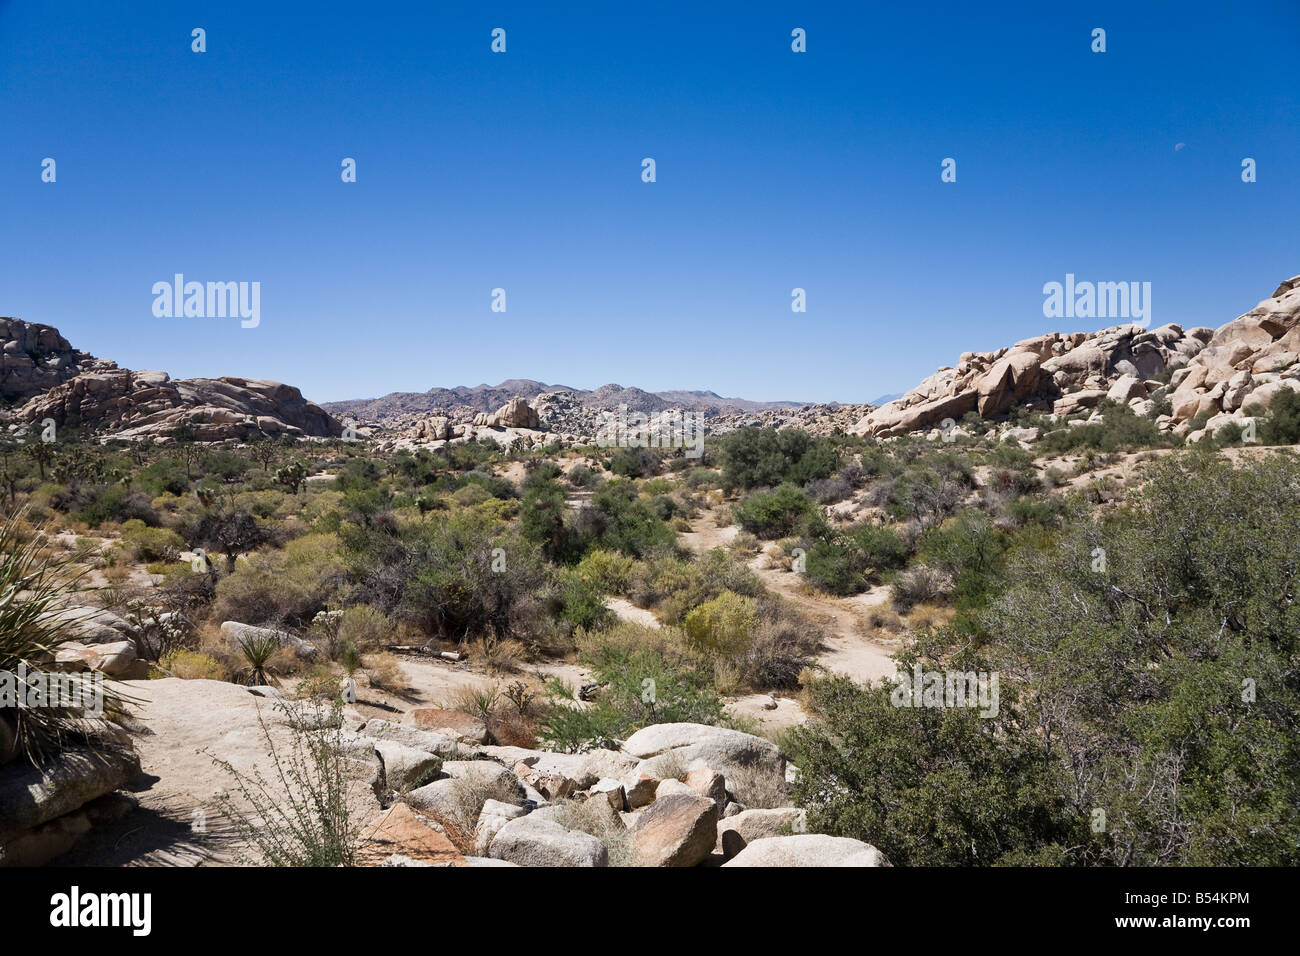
196, 507, 268, 573
26, 440, 54, 480
274, 460, 309, 495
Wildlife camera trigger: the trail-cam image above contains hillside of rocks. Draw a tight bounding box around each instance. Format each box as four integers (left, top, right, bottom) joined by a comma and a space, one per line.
0, 317, 114, 402
326, 379, 810, 431
0, 317, 342, 441
853, 275, 1300, 443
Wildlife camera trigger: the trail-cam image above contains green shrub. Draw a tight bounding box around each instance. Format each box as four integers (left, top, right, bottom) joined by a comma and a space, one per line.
683, 590, 758, 657
733, 484, 817, 538
121, 519, 185, 562
718, 427, 839, 491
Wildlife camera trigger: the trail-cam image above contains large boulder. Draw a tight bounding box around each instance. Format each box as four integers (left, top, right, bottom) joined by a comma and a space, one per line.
0, 746, 141, 864
487, 814, 608, 867
372, 740, 442, 792
356, 719, 467, 758
411, 709, 487, 744
622, 723, 786, 806
722, 834, 891, 867
355, 804, 465, 867
474, 799, 526, 855
716, 807, 808, 857
630, 793, 718, 867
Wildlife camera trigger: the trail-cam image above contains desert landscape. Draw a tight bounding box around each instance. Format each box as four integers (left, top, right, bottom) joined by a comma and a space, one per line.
3, 274, 1298, 870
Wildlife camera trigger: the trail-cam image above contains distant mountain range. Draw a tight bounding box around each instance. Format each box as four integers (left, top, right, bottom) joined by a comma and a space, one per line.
322, 380, 811, 425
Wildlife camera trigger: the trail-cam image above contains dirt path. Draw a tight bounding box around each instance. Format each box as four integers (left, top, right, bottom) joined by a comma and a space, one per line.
680, 507, 901, 685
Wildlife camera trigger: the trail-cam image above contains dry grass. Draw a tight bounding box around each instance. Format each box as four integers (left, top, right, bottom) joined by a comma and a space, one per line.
726, 762, 791, 810
364, 651, 408, 694
153, 648, 228, 681
906, 602, 955, 631
466, 635, 528, 674
546, 799, 640, 867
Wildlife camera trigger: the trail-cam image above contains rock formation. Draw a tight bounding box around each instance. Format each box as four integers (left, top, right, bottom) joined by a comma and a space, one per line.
0, 317, 112, 401
854, 275, 1300, 442
0, 317, 342, 441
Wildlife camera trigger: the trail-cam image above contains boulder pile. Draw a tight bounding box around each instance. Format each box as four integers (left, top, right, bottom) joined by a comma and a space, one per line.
345, 718, 891, 868
853, 275, 1300, 443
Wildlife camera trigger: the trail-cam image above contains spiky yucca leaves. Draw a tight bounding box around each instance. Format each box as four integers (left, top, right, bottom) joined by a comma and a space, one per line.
237, 632, 279, 686
0, 510, 125, 765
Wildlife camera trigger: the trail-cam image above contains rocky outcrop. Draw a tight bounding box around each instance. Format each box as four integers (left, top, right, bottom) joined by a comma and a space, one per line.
0, 317, 112, 402
854, 275, 1300, 441
17, 369, 342, 441
0, 316, 341, 441
0, 745, 141, 866
473, 396, 541, 429
854, 323, 1213, 437
1164, 276, 1300, 439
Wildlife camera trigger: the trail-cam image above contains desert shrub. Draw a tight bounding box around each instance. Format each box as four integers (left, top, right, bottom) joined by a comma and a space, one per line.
891, 565, 949, 611
208, 700, 359, 866
573, 548, 635, 594
466, 636, 528, 674
1038, 400, 1170, 454
682, 467, 722, 489
556, 568, 615, 632
785, 675, 1078, 866
718, 427, 839, 491
805, 474, 854, 504
0, 512, 125, 763
802, 538, 867, 596
120, 519, 185, 562
739, 597, 822, 689
608, 447, 661, 479
363, 652, 407, 693
452, 483, 492, 507
683, 590, 758, 657
849, 522, 910, 570
917, 511, 1006, 620
154, 648, 227, 681
212, 533, 346, 627
732, 484, 817, 538
519, 478, 570, 561
346, 510, 554, 647
628, 548, 762, 624
565, 464, 599, 488
336, 604, 392, 654
75, 487, 159, 528
542, 623, 722, 752
1258, 386, 1300, 445
580, 478, 676, 558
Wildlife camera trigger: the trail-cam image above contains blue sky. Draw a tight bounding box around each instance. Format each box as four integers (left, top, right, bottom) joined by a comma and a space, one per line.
1, 0, 1297, 404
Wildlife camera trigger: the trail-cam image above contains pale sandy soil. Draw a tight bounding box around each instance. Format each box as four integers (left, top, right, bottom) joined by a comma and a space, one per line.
679, 507, 901, 687
606, 596, 660, 629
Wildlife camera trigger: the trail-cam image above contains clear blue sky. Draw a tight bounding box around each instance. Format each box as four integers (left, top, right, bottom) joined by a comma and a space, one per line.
1, 0, 1297, 404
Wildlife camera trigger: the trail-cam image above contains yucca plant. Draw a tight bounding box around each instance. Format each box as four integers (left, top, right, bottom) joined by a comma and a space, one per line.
237, 633, 279, 686
0, 509, 124, 766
